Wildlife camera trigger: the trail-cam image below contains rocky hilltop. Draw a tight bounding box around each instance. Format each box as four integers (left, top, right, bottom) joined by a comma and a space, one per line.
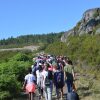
61, 8, 100, 42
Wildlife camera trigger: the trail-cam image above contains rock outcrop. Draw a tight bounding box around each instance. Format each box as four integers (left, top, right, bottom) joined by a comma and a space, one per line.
61, 8, 100, 42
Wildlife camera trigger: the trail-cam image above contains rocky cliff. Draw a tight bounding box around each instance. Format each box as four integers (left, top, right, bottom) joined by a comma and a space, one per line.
61, 8, 100, 42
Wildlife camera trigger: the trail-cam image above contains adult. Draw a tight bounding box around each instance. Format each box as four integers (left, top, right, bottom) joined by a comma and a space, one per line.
64, 60, 75, 93
42, 63, 53, 100
54, 65, 64, 99
23, 67, 36, 100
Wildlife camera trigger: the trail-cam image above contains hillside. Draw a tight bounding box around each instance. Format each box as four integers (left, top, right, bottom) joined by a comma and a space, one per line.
61, 8, 100, 42
0, 7, 100, 100
0, 32, 63, 49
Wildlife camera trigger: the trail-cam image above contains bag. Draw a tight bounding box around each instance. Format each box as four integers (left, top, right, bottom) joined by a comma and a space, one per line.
48, 70, 53, 80
57, 71, 62, 84
45, 76, 51, 86
67, 91, 79, 100
45, 70, 53, 86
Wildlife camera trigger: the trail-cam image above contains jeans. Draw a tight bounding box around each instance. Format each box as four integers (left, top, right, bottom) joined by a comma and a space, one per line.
44, 81, 53, 100
44, 87, 52, 100
66, 80, 73, 93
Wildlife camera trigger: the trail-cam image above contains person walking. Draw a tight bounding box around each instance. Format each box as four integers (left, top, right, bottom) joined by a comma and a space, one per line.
64, 60, 75, 93
23, 67, 36, 100
54, 65, 64, 99
42, 63, 53, 100
36, 63, 44, 98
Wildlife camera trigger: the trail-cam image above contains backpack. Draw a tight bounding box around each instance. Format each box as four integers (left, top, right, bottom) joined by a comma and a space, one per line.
45, 70, 53, 86
45, 76, 51, 86
56, 71, 62, 84
67, 91, 79, 100
32, 66, 36, 76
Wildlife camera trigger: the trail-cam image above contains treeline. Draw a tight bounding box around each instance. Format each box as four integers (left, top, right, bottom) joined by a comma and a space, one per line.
45, 34, 100, 66
0, 32, 63, 49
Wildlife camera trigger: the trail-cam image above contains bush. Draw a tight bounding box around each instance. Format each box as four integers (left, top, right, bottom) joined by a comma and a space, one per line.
0, 51, 32, 99
0, 74, 20, 99
45, 42, 67, 56
45, 35, 100, 66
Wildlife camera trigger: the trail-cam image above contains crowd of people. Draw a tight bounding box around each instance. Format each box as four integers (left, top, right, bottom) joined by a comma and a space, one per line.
23, 54, 79, 100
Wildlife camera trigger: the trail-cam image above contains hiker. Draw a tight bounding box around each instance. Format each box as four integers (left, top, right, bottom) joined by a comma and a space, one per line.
31, 62, 37, 77
54, 64, 64, 99
64, 60, 75, 93
36, 63, 44, 98
23, 67, 36, 100
42, 63, 53, 100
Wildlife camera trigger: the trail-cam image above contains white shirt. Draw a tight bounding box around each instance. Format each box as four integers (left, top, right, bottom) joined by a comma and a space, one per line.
36, 70, 43, 85
25, 73, 36, 84
42, 70, 48, 87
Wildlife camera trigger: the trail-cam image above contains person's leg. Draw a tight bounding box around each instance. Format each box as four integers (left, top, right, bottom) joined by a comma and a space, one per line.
47, 87, 52, 100
38, 86, 41, 95
40, 88, 43, 98
61, 88, 63, 99
30, 92, 33, 100
56, 87, 59, 99
29, 92, 31, 100
66, 80, 73, 93
44, 87, 48, 100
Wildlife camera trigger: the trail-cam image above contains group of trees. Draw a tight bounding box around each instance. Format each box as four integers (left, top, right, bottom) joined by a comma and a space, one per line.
0, 32, 63, 49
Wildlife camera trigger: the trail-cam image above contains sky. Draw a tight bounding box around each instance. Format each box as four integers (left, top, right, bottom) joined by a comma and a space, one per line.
0, 0, 100, 40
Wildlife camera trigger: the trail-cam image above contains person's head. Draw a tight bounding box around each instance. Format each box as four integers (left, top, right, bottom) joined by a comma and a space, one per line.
44, 63, 49, 71
56, 64, 60, 70
34, 62, 37, 66
38, 65, 43, 72
68, 60, 73, 65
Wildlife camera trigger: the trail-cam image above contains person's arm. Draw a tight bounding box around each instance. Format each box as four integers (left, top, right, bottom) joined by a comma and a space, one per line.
23, 80, 27, 90
53, 72, 56, 85
64, 71, 66, 81
72, 68, 75, 81
33, 75, 36, 85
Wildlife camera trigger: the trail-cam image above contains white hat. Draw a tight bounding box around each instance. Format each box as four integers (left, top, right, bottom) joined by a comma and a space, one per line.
39, 63, 42, 66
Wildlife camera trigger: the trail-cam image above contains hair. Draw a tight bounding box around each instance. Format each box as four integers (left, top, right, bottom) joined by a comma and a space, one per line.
67, 60, 73, 65
38, 66, 43, 72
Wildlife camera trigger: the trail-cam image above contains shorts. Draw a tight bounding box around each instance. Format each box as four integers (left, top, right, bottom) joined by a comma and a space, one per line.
26, 83, 36, 93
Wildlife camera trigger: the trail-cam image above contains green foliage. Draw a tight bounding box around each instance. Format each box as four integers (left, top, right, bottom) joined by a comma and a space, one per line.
0, 74, 20, 98
45, 35, 100, 66
0, 51, 32, 99
0, 32, 63, 49
93, 10, 99, 18
45, 42, 67, 56
0, 51, 19, 63
0, 91, 11, 100
10, 53, 31, 61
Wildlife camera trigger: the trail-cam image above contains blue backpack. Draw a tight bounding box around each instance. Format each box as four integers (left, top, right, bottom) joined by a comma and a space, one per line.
57, 72, 62, 83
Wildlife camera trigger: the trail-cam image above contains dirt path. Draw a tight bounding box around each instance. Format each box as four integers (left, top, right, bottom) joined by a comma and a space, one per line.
0, 45, 39, 52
